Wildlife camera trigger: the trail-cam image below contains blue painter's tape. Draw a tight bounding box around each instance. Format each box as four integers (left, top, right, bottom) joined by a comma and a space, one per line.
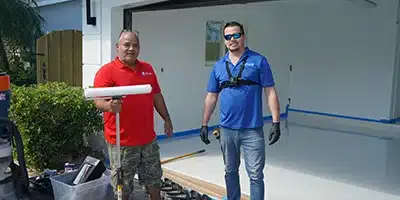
157, 103, 291, 141
380, 117, 400, 124
156, 125, 219, 141
288, 108, 400, 124
262, 113, 287, 121
157, 113, 288, 141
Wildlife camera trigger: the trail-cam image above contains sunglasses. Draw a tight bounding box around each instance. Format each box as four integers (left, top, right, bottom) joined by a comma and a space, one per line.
224, 33, 242, 40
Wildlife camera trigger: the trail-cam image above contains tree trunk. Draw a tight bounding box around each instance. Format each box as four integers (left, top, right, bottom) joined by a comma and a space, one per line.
0, 34, 10, 71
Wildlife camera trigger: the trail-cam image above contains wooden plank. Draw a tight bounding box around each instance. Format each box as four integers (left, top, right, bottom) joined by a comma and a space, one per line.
162, 168, 250, 200
47, 32, 54, 82
36, 36, 43, 84
47, 31, 61, 82
73, 30, 83, 87
35, 30, 83, 86
60, 30, 74, 85
162, 168, 224, 199
36, 34, 49, 84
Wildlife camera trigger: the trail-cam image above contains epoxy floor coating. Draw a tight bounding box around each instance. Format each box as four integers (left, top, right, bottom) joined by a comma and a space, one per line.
157, 120, 400, 200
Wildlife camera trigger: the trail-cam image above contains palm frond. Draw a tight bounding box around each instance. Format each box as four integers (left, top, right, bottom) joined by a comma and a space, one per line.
0, 0, 46, 51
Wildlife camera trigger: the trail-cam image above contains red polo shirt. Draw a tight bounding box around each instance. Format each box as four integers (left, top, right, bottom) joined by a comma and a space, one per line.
93, 57, 161, 146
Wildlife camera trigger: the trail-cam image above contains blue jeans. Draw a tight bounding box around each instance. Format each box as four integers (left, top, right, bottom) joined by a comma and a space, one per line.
219, 126, 266, 200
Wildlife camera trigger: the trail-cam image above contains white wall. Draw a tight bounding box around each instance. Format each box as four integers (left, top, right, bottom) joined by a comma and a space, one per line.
81, 0, 167, 88
240, 0, 399, 122
276, 0, 399, 121
38, 0, 82, 32
390, 0, 400, 121
82, 0, 400, 136
130, 4, 288, 134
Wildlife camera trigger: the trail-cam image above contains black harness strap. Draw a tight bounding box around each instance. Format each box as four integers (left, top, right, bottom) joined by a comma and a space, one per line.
220, 57, 259, 90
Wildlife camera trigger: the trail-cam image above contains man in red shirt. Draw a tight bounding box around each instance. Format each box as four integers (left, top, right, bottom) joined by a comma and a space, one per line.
93, 30, 173, 200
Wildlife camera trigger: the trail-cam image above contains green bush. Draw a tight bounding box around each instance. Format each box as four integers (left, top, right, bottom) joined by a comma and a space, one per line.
6, 50, 37, 86
9, 82, 103, 170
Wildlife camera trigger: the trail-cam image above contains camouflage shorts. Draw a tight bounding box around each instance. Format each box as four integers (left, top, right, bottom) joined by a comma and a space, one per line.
107, 139, 163, 197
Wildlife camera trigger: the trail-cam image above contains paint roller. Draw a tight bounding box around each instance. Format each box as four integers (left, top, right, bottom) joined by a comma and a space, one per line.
84, 84, 152, 200
84, 84, 152, 100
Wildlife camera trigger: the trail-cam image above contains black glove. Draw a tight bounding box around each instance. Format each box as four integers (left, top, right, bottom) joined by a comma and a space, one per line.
200, 125, 210, 145
268, 122, 281, 145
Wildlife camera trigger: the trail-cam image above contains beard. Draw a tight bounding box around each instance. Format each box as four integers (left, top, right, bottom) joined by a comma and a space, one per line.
229, 47, 239, 52
227, 42, 240, 52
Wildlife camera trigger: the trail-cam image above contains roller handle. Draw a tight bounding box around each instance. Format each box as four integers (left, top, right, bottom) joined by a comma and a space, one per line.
116, 109, 123, 200
161, 149, 206, 165
112, 96, 123, 100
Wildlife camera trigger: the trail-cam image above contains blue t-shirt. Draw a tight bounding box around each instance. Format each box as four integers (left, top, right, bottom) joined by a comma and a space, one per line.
207, 47, 275, 129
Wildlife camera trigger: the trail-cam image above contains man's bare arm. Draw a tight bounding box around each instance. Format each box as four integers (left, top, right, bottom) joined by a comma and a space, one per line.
154, 93, 171, 122
264, 87, 280, 123
94, 99, 122, 113
94, 99, 111, 112
202, 92, 219, 126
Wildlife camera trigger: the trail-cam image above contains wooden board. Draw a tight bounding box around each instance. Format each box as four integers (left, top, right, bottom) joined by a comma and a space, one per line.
162, 167, 250, 200
36, 30, 82, 86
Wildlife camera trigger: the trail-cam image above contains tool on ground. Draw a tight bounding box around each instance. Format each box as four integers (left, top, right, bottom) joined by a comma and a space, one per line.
160, 149, 206, 165
84, 84, 152, 200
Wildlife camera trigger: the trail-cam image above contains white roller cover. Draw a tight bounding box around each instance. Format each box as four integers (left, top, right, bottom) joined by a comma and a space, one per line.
84, 84, 152, 99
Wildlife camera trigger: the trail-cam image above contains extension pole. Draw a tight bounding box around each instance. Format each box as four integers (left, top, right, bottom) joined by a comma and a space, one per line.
83, 85, 153, 200
114, 97, 123, 200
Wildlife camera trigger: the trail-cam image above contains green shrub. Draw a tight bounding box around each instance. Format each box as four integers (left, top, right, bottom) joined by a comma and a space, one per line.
6, 51, 37, 86
9, 82, 103, 170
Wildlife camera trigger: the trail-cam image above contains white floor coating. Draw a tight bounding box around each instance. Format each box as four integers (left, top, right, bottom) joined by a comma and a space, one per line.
157, 120, 400, 200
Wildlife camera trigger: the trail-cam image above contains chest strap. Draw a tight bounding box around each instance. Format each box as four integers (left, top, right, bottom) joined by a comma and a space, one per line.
220, 57, 259, 90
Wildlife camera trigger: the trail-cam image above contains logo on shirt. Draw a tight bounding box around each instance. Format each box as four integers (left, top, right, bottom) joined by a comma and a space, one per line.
142, 72, 153, 76
245, 63, 255, 67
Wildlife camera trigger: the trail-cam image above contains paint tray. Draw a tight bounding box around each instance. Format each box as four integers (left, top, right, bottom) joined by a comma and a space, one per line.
49, 169, 113, 200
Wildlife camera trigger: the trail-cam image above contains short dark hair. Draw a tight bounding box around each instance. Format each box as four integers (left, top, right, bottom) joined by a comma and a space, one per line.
223, 21, 245, 35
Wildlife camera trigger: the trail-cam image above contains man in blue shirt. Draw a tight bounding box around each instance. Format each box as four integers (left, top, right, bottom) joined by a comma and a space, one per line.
200, 21, 281, 200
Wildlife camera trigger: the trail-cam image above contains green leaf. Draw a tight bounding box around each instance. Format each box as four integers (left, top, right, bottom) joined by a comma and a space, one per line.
10, 82, 103, 170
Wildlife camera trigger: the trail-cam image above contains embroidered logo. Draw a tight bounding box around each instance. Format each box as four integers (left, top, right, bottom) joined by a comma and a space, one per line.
245, 63, 255, 67
142, 72, 153, 76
